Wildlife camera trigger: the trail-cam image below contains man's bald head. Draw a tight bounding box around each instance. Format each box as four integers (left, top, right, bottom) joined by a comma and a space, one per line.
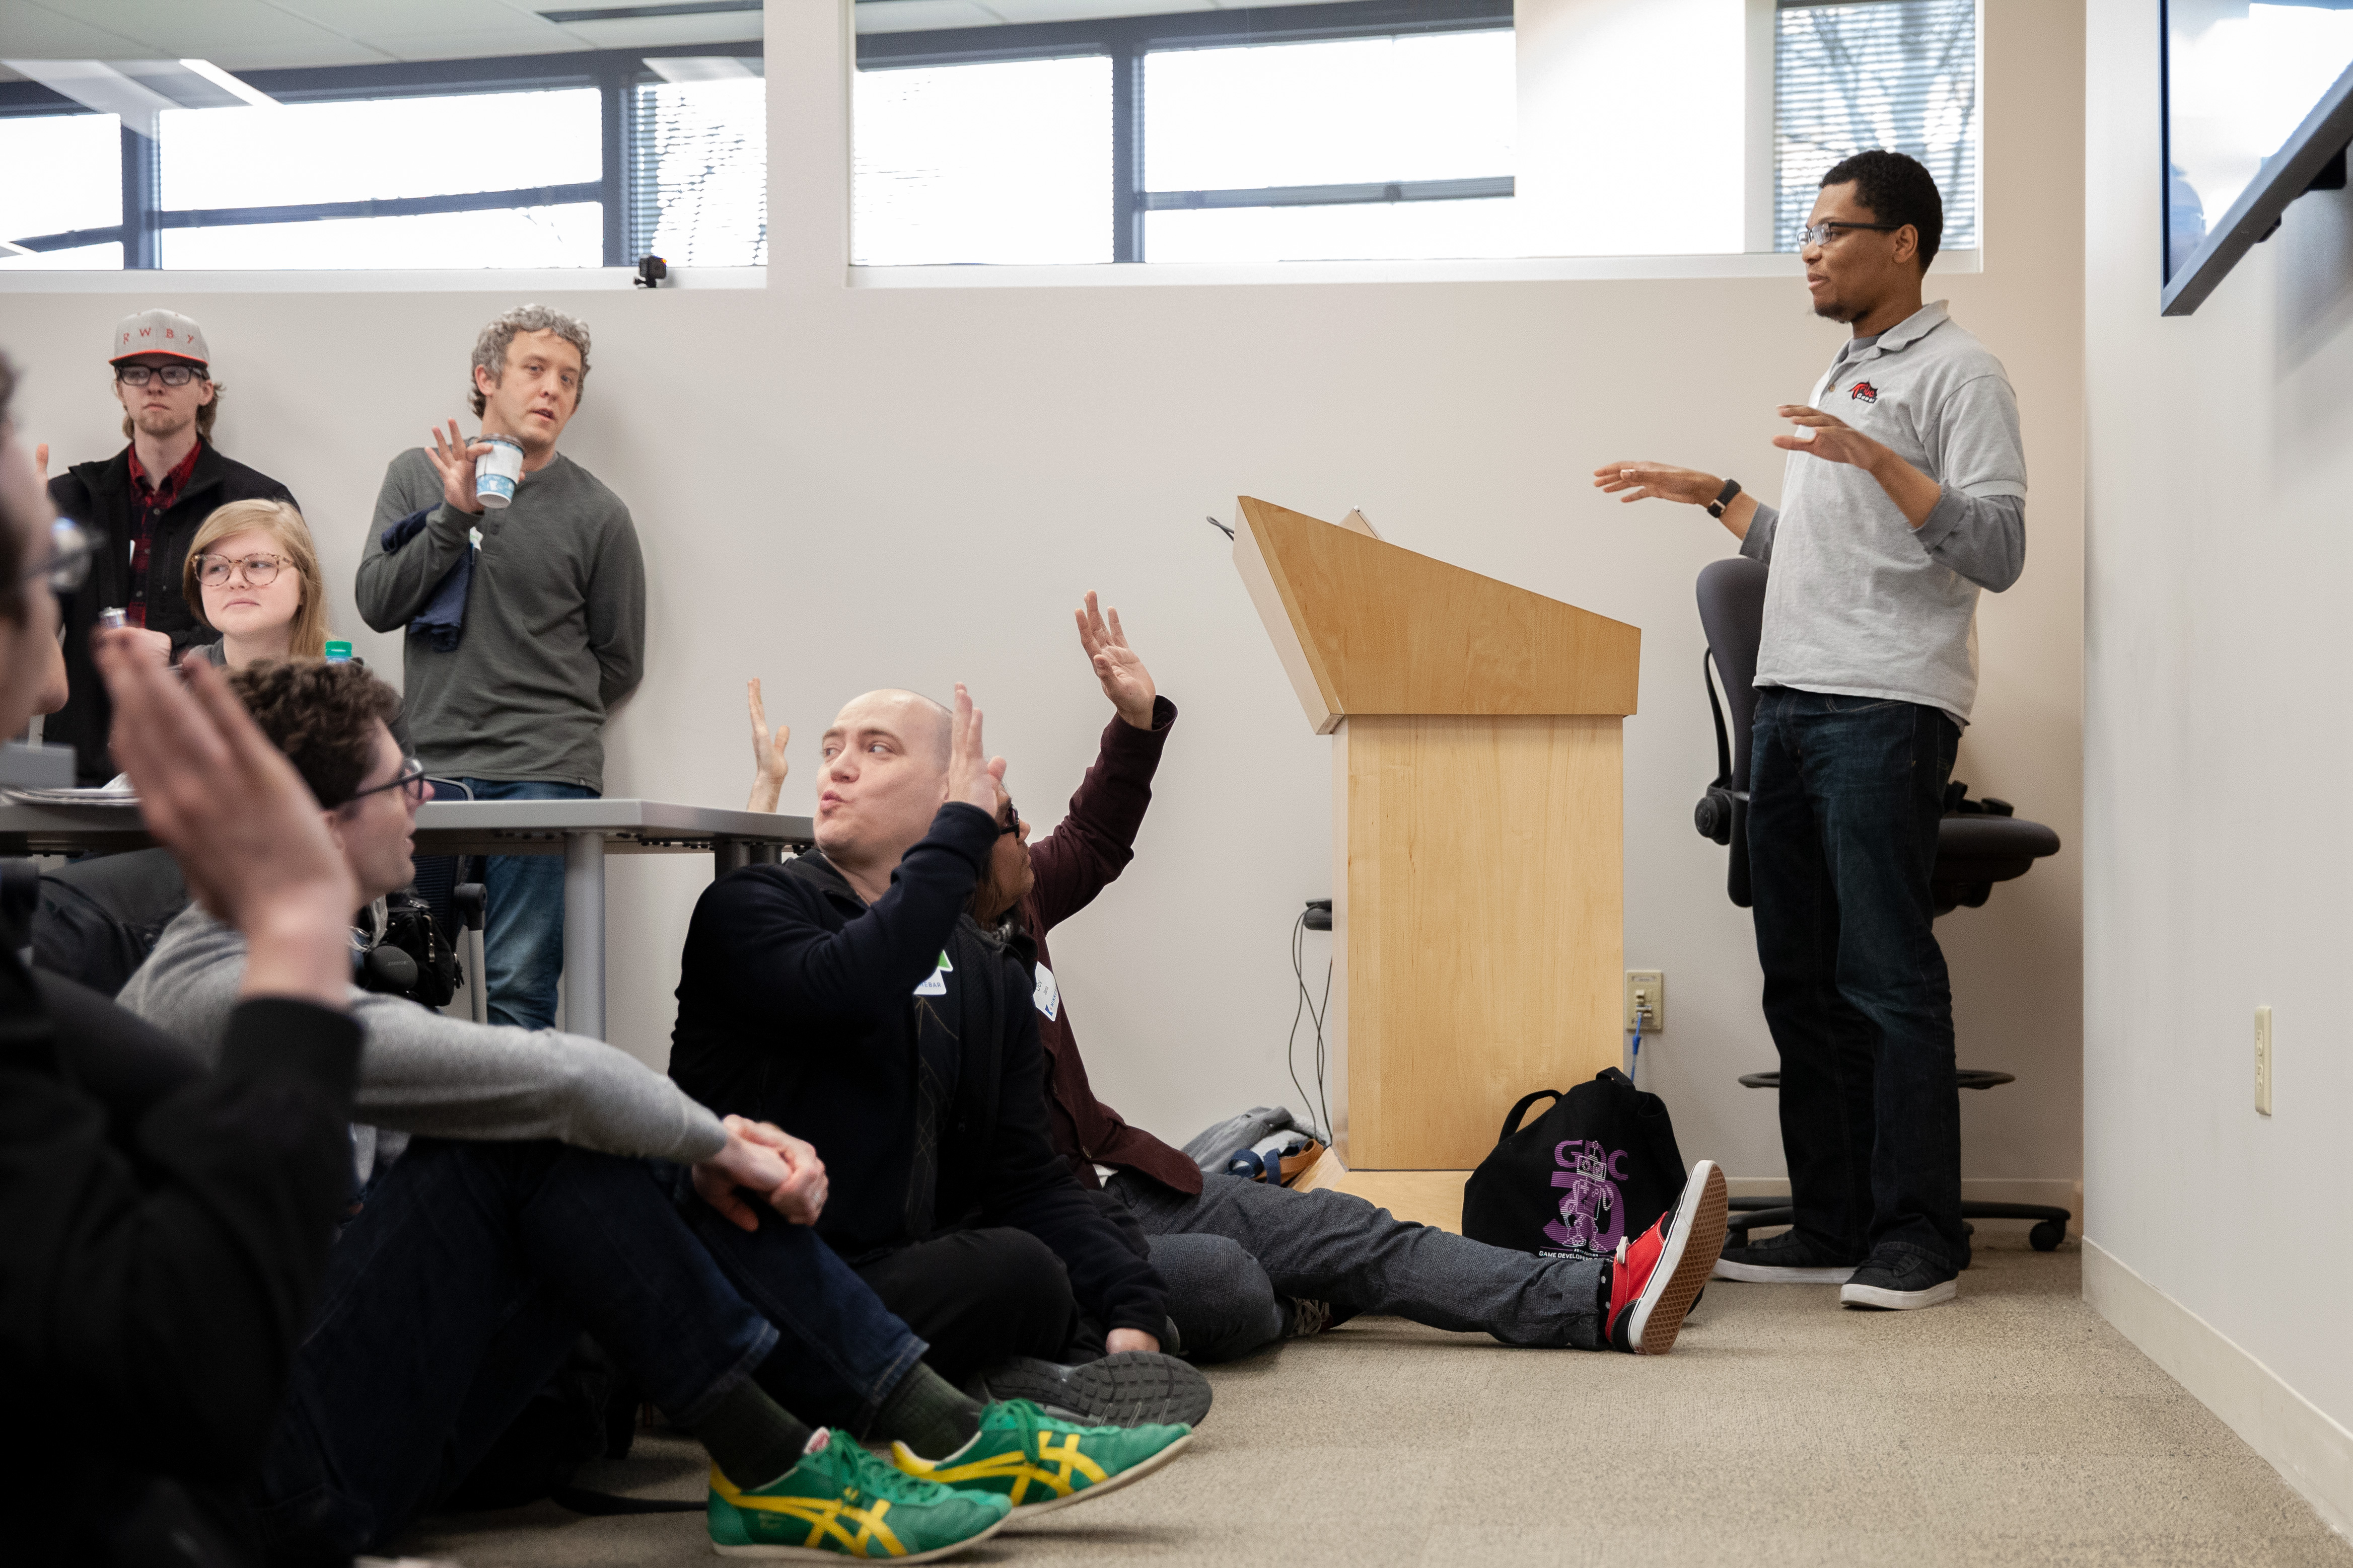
813, 688, 957, 879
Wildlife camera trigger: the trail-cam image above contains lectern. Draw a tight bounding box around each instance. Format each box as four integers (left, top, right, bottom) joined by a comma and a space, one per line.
1233, 497, 1641, 1170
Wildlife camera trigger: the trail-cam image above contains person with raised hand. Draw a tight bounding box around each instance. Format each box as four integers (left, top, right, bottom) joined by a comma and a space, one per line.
674, 681, 1205, 1469
746, 675, 791, 812
0, 350, 361, 1565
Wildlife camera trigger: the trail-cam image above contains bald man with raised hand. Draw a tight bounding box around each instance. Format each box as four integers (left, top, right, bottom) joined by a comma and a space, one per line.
671, 687, 1210, 1429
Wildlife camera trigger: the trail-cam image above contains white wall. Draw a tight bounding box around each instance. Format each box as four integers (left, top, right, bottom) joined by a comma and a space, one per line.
2083, 0, 2353, 1524
0, 0, 2082, 1203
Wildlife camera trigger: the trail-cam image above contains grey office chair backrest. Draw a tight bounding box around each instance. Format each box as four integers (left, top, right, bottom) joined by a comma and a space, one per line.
1695, 558, 1769, 906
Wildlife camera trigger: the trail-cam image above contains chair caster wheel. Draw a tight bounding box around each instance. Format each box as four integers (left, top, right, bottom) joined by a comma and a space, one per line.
2030, 1220, 2067, 1252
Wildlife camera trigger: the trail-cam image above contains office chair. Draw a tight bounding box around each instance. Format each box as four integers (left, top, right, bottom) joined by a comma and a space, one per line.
1694, 556, 2071, 1254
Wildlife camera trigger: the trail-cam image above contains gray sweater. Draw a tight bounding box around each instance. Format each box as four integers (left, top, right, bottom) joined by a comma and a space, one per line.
355, 446, 646, 791
119, 906, 728, 1177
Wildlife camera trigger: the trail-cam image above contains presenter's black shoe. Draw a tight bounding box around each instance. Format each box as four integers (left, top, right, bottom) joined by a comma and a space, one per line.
1714, 1228, 1862, 1284
1839, 1251, 1958, 1311
1605, 1160, 1728, 1355
967, 1351, 1211, 1429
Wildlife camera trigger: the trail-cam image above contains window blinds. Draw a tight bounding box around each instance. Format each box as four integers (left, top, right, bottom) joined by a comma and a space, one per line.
1774, 0, 1978, 254
629, 78, 767, 267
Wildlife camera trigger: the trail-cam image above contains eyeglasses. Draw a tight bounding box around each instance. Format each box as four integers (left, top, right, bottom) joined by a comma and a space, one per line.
999, 799, 1022, 837
1796, 220, 1904, 250
342, 758, 431, 808
115, 363, 207, 388
19, 518, 93, 594
196, 553, 291, 587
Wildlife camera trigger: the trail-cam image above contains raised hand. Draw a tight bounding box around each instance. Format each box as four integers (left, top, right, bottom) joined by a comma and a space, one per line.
944, 682, 1007, 816
1074, 590, 1156, 729
1591, 461, 1725, 506
423, 418, 490, 516
95, 633, 356, 1008
746, 677, 790, 813
1772, 404, 1877, 466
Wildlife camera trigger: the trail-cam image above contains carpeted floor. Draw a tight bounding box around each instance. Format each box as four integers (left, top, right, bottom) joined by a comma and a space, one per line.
388, 1239, 2352, 1567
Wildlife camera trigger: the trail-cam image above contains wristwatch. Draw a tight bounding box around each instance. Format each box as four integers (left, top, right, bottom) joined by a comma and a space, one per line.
1705, 478, 1743, 519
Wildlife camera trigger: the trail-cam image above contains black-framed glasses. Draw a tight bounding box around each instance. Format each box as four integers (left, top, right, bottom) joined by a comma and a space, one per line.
1796, 220, 1904, 250
195, 553, 291, 587
21, 517, 93, 594
999, 799, 1022, 837
342, 758, 431, 808
114, 363, 207, 388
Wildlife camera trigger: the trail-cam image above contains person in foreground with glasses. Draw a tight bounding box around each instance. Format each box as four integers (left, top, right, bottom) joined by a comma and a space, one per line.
1592, 150, 2028, 1313
44, 308, 299, 783
117, 657, 1189, 1561
0, 348, 369, 1564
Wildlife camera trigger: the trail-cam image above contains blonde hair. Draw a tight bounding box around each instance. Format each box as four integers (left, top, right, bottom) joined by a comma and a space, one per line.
184, 498, 328, 659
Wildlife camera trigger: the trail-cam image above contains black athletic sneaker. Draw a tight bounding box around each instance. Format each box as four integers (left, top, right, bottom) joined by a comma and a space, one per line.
1839, 1250, 1958, 1311
967, 1350, 1212, 1428
1713, 1227, 1862, 1284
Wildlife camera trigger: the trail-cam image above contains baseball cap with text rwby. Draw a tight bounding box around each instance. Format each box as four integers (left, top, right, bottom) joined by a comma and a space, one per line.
109, 309, 210, 369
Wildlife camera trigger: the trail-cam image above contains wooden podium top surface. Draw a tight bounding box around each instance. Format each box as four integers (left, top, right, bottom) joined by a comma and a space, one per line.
1233, 496, 1641, 732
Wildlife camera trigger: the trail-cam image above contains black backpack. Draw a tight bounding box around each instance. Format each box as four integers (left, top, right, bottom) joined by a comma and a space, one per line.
355, 888, 463, 1009
1461, 1069, 1689, 1261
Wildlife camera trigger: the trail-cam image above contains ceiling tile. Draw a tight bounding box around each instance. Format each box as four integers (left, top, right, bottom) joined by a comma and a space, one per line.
4, 1, 152, 54
22, 0, 356, 53
549, 14, 764, 51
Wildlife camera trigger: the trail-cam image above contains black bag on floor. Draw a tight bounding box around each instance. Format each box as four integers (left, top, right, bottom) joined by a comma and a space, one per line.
1461, 1068, 1688, 1262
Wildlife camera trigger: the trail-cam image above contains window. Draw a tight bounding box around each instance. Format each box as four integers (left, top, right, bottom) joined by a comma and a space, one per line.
852, 0, 1518, 266
1, 45, 767, 271
632, 74, 769, 267
1774, 0, 1979, 253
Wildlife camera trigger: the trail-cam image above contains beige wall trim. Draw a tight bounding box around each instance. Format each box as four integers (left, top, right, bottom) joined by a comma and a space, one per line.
2084, 1240, 2353, 1542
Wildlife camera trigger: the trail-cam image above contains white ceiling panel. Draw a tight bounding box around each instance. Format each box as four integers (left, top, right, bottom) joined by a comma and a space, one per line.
547, 15, 764, 50
852, 1, 1003, 33
22, 0, 356, 53
352, 28, 594, 63
0, 2, 150, 55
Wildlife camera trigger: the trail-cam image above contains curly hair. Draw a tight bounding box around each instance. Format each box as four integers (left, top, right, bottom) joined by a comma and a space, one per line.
1820, 149, 1944, 273
468, 304, 592, 417
227, 658, 402, 809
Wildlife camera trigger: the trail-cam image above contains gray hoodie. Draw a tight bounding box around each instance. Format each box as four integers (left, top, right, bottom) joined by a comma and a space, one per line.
120, 906, 727, 1180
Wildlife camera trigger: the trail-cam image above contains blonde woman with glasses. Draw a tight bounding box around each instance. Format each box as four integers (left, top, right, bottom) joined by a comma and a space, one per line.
182, 497, 330, 668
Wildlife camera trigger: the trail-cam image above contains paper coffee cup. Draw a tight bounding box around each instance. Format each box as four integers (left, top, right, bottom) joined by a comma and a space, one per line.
474, 435, 525, 509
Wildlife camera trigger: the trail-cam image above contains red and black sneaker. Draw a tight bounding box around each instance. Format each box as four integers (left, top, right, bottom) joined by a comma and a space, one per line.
1605, 1160, 1730, 1355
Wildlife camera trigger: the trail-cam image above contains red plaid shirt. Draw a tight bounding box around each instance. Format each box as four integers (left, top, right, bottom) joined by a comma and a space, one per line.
121, 441, 202, 629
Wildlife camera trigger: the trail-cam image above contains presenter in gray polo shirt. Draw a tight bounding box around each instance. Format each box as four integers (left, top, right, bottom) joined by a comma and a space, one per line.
1594, 150, 2024, 1312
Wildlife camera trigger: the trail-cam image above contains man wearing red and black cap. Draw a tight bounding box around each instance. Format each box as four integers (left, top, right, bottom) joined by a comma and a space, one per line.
46, 309, 297, 783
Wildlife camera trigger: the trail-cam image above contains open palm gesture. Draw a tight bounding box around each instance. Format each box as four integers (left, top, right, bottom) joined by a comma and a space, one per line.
746, 677, 789, 813
1075, 590, 1156, 729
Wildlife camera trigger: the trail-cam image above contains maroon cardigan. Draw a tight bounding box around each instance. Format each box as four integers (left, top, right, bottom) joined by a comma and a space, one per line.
1019, 696, 1203, 1198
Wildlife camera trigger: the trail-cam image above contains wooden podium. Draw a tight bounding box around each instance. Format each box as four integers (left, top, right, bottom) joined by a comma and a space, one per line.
1234, 497, 1641, 1170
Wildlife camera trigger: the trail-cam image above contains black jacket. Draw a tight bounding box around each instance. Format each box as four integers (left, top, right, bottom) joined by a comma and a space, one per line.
0, 949, 361, 1564
48, 442, 298, 784
669, 803, 1167, 1337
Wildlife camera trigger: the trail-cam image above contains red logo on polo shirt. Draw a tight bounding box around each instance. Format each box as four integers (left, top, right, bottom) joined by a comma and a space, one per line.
1848, 380, 1879, 404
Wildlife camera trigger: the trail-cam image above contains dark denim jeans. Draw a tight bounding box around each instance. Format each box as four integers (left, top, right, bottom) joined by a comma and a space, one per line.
456, 777, 595, 1031
1747, 687, 1966, 1273
667, 1168, 932, 1437
248, 1140, 778, 1561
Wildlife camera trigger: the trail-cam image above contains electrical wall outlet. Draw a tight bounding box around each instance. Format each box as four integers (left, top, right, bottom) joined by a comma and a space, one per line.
2255, 1005, 2272, 1116
1625, 970, 1665, 1033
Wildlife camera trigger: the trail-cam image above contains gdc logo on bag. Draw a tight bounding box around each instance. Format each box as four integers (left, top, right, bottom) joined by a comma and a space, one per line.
1462, 1069, 1689, 1261
1545, 1138, 1629, 1254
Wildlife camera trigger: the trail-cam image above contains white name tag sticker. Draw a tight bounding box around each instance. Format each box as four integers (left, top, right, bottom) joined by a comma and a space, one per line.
914, 951, 951, 997
468, 527, 483, 550
1033, 964, 1060, 1021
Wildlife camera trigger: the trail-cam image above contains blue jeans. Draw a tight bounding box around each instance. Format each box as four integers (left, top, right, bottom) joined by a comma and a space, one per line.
457, 778, 595, 1031
247, 1140, 778, 1559
1746, 688, 1966, 1273
668, 1168, 932, 1438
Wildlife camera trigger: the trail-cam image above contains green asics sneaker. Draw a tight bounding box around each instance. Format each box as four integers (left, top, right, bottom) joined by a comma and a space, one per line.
888, 1398, 1192, 1517
708, 1427, 1012, 1560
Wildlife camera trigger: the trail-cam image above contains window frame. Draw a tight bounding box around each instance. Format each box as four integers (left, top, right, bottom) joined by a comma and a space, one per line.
0, 43, 763, 271
854, 0, 1515, 264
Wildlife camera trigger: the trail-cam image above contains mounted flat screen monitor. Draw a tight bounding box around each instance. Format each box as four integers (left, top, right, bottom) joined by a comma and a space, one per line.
2164, 1, 2353, 315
